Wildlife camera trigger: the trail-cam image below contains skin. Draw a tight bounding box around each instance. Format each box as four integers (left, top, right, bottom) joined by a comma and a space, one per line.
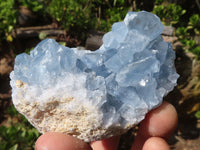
35, 101, 177, 150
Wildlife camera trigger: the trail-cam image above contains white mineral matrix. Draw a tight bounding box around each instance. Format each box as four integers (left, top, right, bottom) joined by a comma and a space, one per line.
10, 11, 179, 142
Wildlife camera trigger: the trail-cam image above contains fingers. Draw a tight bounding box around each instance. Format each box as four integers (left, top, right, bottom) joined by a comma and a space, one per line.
139, 101, 178, 138
35, 132, 120, 150
90, 136, 120, 150
131, 101, 178, 150
143, 137, 170, 150
35, 132, 92, 150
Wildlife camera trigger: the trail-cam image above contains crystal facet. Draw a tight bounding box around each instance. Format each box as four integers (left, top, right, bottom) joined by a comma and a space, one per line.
10, 11, 179, 142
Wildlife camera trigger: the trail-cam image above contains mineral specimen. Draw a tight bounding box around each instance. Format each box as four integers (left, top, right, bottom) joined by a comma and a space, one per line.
10, 11, 179, 142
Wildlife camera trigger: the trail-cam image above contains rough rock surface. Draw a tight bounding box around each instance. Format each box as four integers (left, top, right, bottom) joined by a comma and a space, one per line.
10, 11, 179, 142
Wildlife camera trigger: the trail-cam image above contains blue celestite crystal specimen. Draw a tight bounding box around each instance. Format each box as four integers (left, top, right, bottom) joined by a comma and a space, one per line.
10, 11, 179, 142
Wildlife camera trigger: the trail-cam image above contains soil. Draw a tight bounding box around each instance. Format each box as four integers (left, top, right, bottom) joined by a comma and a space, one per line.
0, 33, 200, 150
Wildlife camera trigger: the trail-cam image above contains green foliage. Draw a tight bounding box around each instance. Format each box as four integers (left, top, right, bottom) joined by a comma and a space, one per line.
152, 3, 186, 25
175, 14, 200, 58
99, 6, 129, 31
195, 110, 200, 119
94, 0, 131, 32
18, 0, 45, 12
39, 32, 47, 40
47, 0, 94, 32
0, 106, 40, 150
180, 38, 200, 58
187, 14, 200, 35
184, 39, 200, 55
176, 26, 200, 58
188, 14, 200, 29
154, 0, 164, 5
6, 105, 19, 117
192, 46, 200, 56
0, 125, 39, 150
0, 0, 17, 42
24, 47, 34, 54
185, 39, 196, 49
46, 0, 130, 36
176, 27, 189, 39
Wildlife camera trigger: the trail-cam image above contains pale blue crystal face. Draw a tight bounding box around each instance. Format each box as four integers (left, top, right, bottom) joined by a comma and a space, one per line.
10, 11, 179, 138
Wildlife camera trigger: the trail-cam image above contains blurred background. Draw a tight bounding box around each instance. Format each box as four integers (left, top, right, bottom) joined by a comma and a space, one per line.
0, 0, 200, 149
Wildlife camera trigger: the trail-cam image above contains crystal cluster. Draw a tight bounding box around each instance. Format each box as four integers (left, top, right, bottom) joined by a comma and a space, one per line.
10, 11, 179, 142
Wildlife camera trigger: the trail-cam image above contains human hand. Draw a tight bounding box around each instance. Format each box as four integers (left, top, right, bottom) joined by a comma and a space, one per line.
35, 101, 177, 150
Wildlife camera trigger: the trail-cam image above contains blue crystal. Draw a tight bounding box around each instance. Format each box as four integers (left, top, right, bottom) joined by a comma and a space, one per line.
10, 11, 179, 141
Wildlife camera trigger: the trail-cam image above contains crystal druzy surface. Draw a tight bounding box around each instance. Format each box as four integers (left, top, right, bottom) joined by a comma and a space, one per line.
10, 11, 179, 142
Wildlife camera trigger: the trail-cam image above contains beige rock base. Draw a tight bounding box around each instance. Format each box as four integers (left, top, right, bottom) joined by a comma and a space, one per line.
15, 98, 132, 142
